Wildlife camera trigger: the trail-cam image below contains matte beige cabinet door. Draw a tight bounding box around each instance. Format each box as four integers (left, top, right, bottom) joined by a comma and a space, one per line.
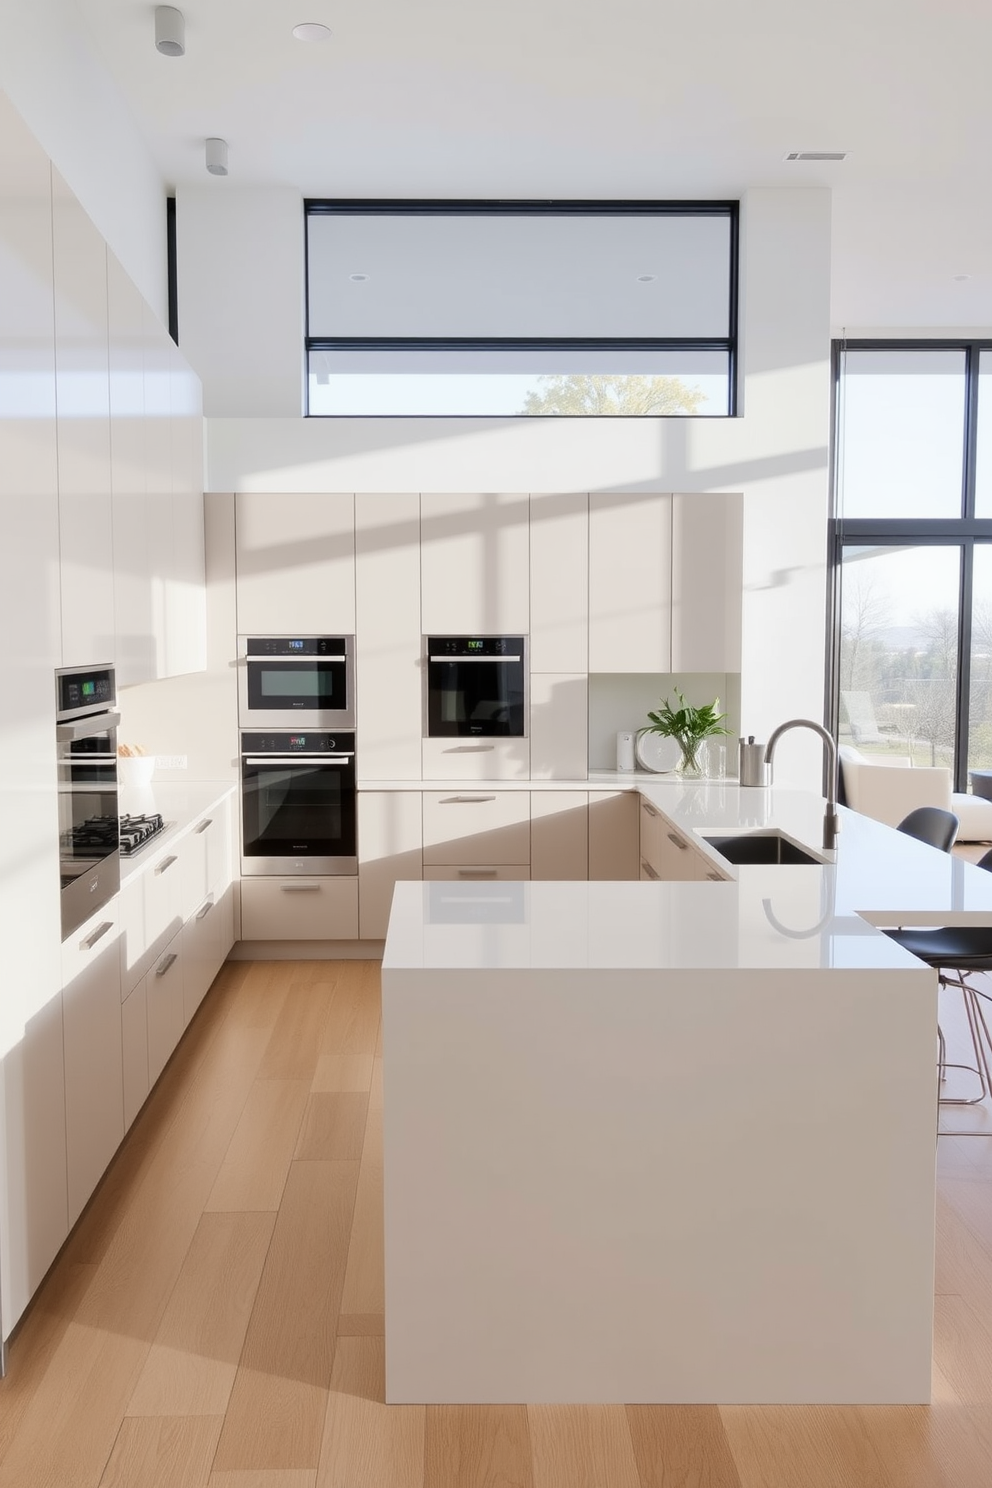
62, 906, 124, 1226
235, 491, 356, 633
529, 673, 588, 780
53, 168, 115, 668
146, 934, 185, 1085
358, 791, 423, 939
423, 791, 530, 866
671, 492, 743, 673
588, 790, 639, 880
166, 340, 206, 677
240, 877, 359, 940
108, 251, 153, 686
588, 492, 672, 673
356, 493, 423, 778
142, 305, 175, 677
121, 980, 149, 1132
529, 492, 588, 672
420, 492, 529, 634
531, 792, 588, 879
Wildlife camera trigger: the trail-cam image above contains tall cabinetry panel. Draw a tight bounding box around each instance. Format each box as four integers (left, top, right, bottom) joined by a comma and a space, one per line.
167, 339, 206, 676
529, 493, 588, 672
420, 492, 530, 634
356, 493, 422, 778
52, 168, 115, 668
357, 791, 423, 939
588, 493, 672, 673
235, 492, 356, 634
108, 251, 152, 686
62, 906, 124, 1227
671, 492, 743, 673
0, 95, 68, 1336
142, 303, 174, 677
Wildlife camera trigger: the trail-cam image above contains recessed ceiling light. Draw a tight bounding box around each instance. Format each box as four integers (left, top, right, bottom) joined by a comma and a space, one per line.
292, 22, 331, 40
953, 274, 972, 282
637, 274, 656, 282
154, 6, 185, 56
349, 273, 369, 282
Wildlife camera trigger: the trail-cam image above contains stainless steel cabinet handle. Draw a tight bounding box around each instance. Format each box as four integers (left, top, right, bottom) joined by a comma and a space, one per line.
195, 899, 214, 920
194, 818, 213, 834
280, 882, 321, 892
641, 860, 660, 880
80, 920, 114, 951
441, 795, 497, 803
706, 871, 724, 881
155, 854, 178, 874
444, 744, 495, 752
456, 867, 499, 878
155, 952, 178, 977
666, 831, 688, 850
642, 802, 659, 818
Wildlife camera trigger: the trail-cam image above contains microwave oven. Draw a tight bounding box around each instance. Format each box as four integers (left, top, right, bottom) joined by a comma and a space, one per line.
238, 636, 355, 729
424, 635, 526, 738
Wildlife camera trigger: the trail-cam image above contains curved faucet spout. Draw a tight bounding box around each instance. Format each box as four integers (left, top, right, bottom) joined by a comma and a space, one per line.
764, 719, 841, 851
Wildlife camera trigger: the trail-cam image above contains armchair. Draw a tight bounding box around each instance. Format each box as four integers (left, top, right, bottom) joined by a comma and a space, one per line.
839, 746, 992, 841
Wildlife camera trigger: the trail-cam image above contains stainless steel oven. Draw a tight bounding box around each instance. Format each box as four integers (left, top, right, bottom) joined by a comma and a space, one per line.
425, 635, 526, 737
56, 664, 120, 940
238, 635, 355, 729
240, 730, 357, 876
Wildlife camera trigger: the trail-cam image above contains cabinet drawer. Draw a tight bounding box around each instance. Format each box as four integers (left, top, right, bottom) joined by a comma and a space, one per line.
423, 791, 530, 865
422, 738, 530, 782
146, 932, 185, 1085
120, 839, 184, 995
423, 865, 530, 882
240, 876, 359, 941
180, 796, 232, 919
122, 980, 149, 1131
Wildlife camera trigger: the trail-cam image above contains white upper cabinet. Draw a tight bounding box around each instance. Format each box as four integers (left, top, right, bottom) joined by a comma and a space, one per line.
529, 492, 588, 673
235, 491, 356, 634
671, 493, 743, 673
588, 493, 673, 673
108, 251, 152, 686
356, 493, 422, 778
166, 338, 206, 677
420, 492, 529, 635
52, 168, 115, 668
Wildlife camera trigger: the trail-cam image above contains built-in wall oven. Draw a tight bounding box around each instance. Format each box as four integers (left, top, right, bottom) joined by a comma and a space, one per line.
425, 636, 527, 737
238, 636, 355, 729
240, 730, 357, 876
56, 664, 121, 940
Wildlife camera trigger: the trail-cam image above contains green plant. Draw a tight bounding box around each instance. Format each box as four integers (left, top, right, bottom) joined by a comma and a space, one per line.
640, 686, 731, 774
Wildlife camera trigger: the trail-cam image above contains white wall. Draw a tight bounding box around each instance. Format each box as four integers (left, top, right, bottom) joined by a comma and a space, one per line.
186, 189, 831, 787
0, 2, 167, 321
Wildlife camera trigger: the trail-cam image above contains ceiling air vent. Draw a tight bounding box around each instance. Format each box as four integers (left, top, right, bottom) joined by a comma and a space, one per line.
785, 151, 848, 162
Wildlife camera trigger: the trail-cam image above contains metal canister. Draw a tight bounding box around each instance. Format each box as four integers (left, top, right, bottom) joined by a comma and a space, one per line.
738, 736, 770, 787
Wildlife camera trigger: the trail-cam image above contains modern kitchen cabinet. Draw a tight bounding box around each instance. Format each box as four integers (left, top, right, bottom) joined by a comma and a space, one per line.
529, 492, 589, 673
235, 491, 356, 634
358, 791, 423, 940
671, 492, 743, 673
531, 791, 588, 879
529, 673, 587, 780
423, 790, 531, 867
421, 737, 531, 781
166, 338, 207, 678
356, 493, 423, 779
146, 932, 185, 1086
61, 902, 124, 1226
108, 250, 152, 687
588, 789, 640, 880
52, 167, 116, 669
588, 492, 672, 674
420, 491, 529, 634
121, 978, 149, 1132
640, 797, 728, 882
240, 876, 359, 941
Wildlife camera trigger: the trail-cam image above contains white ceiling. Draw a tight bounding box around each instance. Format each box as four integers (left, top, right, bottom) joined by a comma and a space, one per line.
75, 0, 992, 331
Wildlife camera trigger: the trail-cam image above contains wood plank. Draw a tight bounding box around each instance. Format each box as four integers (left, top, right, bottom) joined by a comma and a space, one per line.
625, 1405, 741, 1488
316, 1335, 425, 1488
425, 1405, 534, 1488
719, 1406, 893, 1488
530, 1406, 640, 1488
205, 1079, 311, 1211
311, 1054, 374, 1093
98, 1415, 223, 1487
935, 1192, 992, 1306
256, 976, 336, 1082
0, 1262, 97, 1465
933, 1293, 992, 1406
127, 1211, 276, 1417
335, 1314, 385, 1337
208, 1474, 317, 1488
211, 1161, 359, 1472
340, 1059, 383, 1320
294, 1093, 369, 1162
317, 961, 380, 1058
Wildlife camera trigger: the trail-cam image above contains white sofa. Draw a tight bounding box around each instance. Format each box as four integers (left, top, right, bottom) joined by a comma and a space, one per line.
839, 746, 992, 840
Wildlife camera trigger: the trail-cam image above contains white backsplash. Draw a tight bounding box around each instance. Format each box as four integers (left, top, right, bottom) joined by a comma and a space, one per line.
588, 672, 741, 773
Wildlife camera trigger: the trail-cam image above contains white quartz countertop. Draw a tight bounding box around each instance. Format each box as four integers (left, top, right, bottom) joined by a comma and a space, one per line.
383, 779, 992, 973
119, 780, 235, 888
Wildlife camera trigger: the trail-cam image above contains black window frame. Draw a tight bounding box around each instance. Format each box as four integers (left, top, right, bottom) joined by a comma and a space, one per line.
303, 198, 740, 419
827, 338, 992, 792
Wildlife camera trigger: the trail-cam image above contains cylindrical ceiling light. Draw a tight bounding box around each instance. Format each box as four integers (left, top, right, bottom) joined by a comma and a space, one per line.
205, 138, 229, 176
154, 6, 185, 56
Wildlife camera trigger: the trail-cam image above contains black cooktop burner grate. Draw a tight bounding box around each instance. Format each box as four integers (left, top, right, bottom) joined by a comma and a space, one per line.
118, 812, 166, 856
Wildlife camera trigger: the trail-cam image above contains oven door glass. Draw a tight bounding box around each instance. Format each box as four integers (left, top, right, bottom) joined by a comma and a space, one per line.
242, 759, 357, 861
427, 659, 525, 737
58, 726, 120, 887
246, 659, 347, 715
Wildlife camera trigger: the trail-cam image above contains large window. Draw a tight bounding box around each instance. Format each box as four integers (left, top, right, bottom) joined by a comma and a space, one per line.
305, 200, 738, 417
832, 342, 992, 788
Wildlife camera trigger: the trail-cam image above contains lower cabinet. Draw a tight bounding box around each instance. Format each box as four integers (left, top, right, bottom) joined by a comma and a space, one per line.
147, 934, 185, 1085
61, 904, 124, 1227
640, 798, 729, 882
121, 979, 149, 1133
240, 876, 359, 941
588, 790, 640, 880
424, 865, 529, 881
358, 791, 423, 940
182, 883, 235, 1026
531, 791, 588, 879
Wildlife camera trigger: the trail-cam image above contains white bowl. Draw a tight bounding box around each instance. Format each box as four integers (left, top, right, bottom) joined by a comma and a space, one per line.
118, 755, 156, 789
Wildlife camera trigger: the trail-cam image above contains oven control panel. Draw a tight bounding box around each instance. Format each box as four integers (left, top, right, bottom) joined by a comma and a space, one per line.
243, 637, 349, 657
240, 731, 355, 755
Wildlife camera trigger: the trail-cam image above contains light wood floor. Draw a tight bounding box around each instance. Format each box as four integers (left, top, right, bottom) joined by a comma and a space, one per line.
5, 959, 992, 1486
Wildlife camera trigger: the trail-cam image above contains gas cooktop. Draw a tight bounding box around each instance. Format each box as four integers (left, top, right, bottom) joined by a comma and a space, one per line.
119, 812, 170, 856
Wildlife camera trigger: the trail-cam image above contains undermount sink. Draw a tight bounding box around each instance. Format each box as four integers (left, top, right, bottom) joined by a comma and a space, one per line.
701, 831, 823, 866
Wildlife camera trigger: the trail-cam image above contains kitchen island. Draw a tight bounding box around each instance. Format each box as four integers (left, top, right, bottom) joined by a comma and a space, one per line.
381, 782, 992, 1406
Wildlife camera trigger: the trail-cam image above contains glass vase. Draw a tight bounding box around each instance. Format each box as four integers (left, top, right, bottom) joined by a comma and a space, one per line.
676, 740, 706, 779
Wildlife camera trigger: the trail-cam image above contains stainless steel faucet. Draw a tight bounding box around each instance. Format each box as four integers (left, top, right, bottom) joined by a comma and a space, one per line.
764, 719, 841, 851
